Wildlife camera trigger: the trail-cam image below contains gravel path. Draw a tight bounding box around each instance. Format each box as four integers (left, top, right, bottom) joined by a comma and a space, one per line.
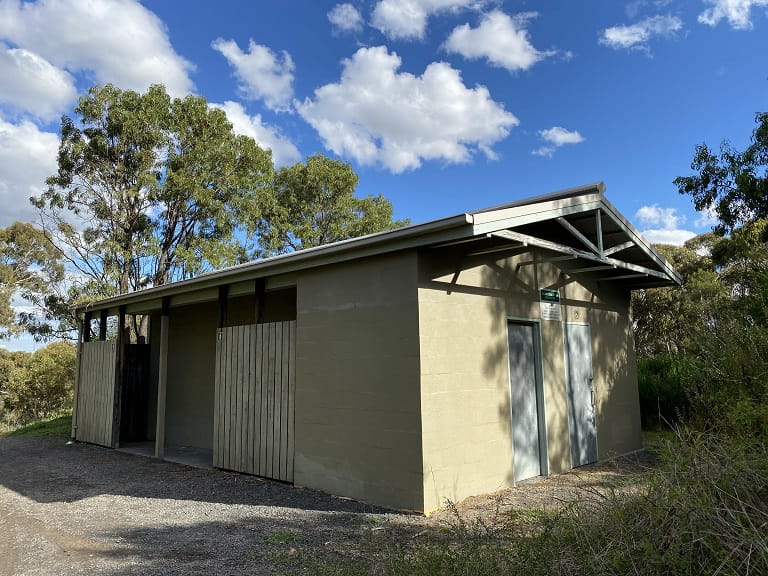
0, 436, 656, 575
0, 437, 421, 575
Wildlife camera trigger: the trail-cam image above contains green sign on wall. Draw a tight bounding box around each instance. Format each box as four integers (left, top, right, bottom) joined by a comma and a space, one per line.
539, 289, 561, 320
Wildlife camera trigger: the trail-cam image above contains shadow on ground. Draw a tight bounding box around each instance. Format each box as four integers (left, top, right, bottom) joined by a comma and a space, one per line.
0, 436, 394, 514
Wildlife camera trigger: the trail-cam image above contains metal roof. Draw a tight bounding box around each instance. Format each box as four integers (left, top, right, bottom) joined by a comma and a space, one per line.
78, 181, 680, 314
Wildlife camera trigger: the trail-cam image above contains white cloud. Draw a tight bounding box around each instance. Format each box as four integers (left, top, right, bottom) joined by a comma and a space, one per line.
212, 101, 301, 167
599, 15, 683, 51
0, 44, 76, 119
698, 0, 768, 29
296, 46, 518, 173
640, 228, 696, 245
0, 0, 194, 97
0, 117, 59, 226
445, 10, 555, 73
532, 126, 584, 157
694, 206, 719, 228
371, 0, 479, 40
635, 204, 695, 245
328, 3, 364, 34
626, 0, 673, 19
212, 38, 295, 112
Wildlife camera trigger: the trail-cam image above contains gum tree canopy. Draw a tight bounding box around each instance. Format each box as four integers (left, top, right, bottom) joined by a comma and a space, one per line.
0, 222, 63, 339
30, 84, 406, 339
256, 153, 409, 256
34, 83, 274, 303
675, 112, 768, 233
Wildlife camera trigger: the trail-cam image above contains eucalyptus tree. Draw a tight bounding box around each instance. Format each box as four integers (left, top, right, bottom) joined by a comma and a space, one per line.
256, 153, 409, 256
675, 112, 768, 233
0, 222, 64, 339
34, 83, 274, 308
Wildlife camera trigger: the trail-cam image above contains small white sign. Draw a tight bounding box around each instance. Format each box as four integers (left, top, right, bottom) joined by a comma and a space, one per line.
539, 289, 562, 321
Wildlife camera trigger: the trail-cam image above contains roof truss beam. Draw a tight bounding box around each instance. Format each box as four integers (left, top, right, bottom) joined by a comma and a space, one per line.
557, 214, 602, 256
603, 241, 634, 256
490, 229, 670, 280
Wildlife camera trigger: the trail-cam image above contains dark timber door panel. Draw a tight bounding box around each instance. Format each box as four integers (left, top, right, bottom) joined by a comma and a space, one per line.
508, 322, 543, 482
214, 321, 295, 482
565, 323, 597, 467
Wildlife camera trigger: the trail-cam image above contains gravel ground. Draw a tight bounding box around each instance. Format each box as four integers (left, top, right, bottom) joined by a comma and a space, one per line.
0, 436, 657, 575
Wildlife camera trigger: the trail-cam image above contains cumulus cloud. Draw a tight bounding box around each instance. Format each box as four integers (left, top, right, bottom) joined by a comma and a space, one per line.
371, 0, 479, 40
0, 43, 76, 119
531, 126, 584, 157
445, 10, 555, 72
0, 117, 59, 226
296, 46, 517, 173
0, 0, 194, 96
599, 14, 683, 51
698, 0, 768, 29
328, 3, 364, 33
694, 206, 719, 228
212, 38, 295, 112
635, 204, 695, 245
213, 101, 301, 167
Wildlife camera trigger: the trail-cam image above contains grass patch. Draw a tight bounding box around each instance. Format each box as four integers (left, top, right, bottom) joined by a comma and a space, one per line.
643, 427, 677, 448
303, 430, 768, 576
2, 412, 72, 438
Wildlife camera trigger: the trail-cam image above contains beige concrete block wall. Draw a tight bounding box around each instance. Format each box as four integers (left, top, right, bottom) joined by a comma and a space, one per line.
165, 301, 217, 449
418, 248, 641, 512
294, 251, 424, 511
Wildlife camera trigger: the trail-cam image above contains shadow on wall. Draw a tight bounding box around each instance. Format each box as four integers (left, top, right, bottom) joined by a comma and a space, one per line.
0, 436, 396, 515
476, 249, 638, 488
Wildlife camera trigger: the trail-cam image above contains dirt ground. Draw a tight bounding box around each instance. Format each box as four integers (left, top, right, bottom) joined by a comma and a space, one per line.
0, 436, 656, 575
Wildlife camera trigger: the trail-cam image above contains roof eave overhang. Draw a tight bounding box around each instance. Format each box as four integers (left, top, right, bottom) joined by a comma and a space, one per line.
76, 182, 682, 315
76, 212, 475, 314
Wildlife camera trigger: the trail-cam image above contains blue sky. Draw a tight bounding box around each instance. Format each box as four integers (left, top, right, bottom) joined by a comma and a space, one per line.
1, 0, 767, 350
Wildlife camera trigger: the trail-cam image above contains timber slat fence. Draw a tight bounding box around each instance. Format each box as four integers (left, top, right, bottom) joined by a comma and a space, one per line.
214, 321, 296, 482
74, 340, 117, 447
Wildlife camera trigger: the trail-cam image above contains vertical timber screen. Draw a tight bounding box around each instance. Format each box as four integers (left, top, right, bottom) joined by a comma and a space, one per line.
74, 340, 118, 447
214, 321, 296, 482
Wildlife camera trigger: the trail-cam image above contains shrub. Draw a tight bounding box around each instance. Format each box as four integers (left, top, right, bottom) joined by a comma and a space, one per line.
680, 319, 768, 440
637, 355, 688, 428
3, 341, 76, 425
320, 432, 768, 576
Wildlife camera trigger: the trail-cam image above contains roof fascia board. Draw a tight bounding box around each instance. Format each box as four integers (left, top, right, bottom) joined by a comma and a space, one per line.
471, 199, 604, 235
77, 222, 473, 313
471, 182, 605, 215
470, 192, 603, 226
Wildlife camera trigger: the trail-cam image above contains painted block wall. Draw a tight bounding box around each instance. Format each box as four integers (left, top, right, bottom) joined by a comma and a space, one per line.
293, 251, 424, 511
417, 247, 641, 512
165, 300, 217, 449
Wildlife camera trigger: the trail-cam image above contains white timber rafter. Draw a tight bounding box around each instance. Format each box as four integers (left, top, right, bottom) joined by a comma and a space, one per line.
489, 229, 670, 280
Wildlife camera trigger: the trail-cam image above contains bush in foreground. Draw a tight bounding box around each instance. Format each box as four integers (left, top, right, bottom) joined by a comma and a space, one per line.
316, 431, 767, 576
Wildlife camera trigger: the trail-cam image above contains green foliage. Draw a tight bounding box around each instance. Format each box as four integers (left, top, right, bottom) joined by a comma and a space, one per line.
637, 356, 687, 428
675, 111, 768, 233
632, 237, 726, 357
633, 219, 768, 435
2, 341, 76, 426
308, 433, 768, 576
33, 83, 274, 336
256, 153, 409, 256
0, 222, 64, 339
4, 413, 72, 438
